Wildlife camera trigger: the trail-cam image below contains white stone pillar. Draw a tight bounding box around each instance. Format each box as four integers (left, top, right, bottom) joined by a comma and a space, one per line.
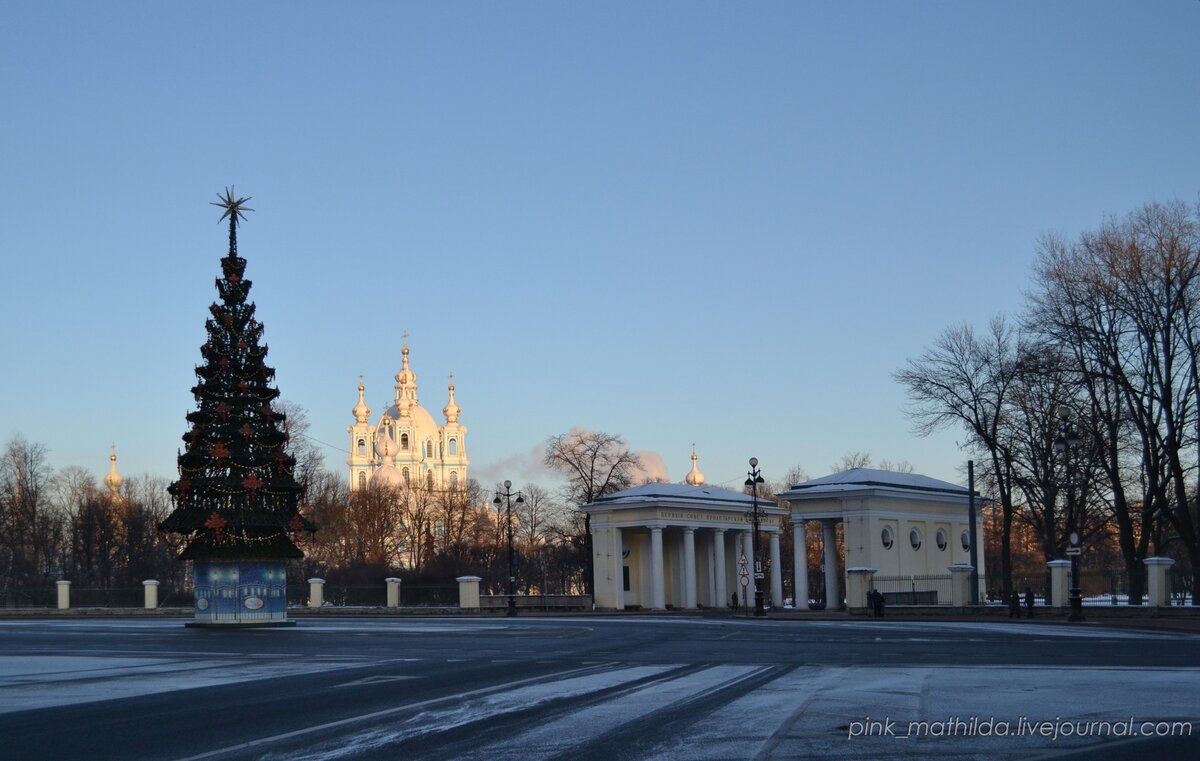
1048, 560, 1071, 608
793, 520, 809, 610
1144, 557, 1176, 607
823, 520, 839, 609
713, 529, 727, 609
948, 564, 974, 608
612, 526, 625, 610
845, 567, 875, 611
650, 527, 666, 610
456, 575, 482, 609
56, 580, 70, 610
682, 528, 697, 609
386, 577, 401, 607
769, 530, 783, 608
308, 577, 325, 608
743, 530, 755, 609
143, 579, 159, 609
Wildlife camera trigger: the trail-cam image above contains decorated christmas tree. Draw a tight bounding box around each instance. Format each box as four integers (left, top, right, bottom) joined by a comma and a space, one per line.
160, 188, 314, 625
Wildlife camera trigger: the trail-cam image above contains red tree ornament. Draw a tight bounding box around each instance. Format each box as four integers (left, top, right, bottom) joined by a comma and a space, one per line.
242, 473, 264, 500
205, 512, 227, 543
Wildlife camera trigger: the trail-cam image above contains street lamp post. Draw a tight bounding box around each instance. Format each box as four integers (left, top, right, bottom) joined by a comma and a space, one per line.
745, 457, 766, 617
1054, 418, 1085, 623
492, 480, 524, 617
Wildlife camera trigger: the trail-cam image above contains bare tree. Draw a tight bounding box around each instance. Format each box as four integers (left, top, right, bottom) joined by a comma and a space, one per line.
543, 429, 641, 596
0, 435, 56, 588
780, 464, 810, 489
1029, 200, 1200, 603
274, 398, 326, 489
829, 452, 872, 473
895, 317, 1024, 597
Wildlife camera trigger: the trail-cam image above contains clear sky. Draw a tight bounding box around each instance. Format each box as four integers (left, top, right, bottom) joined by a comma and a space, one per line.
2, 2, 1198, 493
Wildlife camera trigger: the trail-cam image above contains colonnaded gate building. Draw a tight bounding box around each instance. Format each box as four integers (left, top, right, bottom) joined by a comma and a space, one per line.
585, 466, 984, 610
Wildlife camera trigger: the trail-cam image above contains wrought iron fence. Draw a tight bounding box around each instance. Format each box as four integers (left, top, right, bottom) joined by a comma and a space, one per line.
806, 569, 845, 609
0, 586, 189, 608
287, 582, 459, 607
872, 574, 953, 606
1, 588, 56, 608
480, 594, 592, 610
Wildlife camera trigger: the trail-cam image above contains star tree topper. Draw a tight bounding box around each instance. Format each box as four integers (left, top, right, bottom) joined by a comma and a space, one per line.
212, 186, 254, 228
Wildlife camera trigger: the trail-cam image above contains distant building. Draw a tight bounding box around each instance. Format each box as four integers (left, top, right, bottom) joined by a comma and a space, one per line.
778, 468, 986, 608
584, 447, 788, 611
104, 446, 123, 503
346, 340, 468, 492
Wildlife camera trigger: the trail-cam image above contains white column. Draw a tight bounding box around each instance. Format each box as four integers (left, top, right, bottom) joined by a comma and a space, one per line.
743, 530, 755, 608
683, 528, 697, 609
823, 520, 839, 609
308, 578, 325, 609
713, 529, 727, 608
948, 565, 973, 607
793, 520, 810, 609
56, 580, 71, 610
612, 526, 625, 610
769, 530, 783, 608
456, 575, 482, 609
386, 577, 401, 607
1144, 557, 1175, 607
143, 579, 159, 609
1048, 560, 1071, 607
650, 527, 666, 610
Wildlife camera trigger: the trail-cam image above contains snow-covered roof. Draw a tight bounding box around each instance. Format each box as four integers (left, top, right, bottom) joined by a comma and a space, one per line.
588, 482, 781, 512
780, 468, 969, 498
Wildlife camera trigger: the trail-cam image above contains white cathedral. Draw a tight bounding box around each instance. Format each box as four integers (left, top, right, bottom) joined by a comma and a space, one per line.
346, 341, 469, 493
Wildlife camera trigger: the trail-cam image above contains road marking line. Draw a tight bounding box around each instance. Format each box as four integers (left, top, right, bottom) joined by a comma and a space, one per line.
167, 663, 617, 761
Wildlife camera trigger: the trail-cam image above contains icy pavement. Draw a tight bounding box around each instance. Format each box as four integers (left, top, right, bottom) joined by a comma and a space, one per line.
248, 663, 1198, 761
0, 652, 392, 713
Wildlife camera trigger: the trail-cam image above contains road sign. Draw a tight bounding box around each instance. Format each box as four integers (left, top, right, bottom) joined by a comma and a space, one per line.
1066, 547, 1082, 556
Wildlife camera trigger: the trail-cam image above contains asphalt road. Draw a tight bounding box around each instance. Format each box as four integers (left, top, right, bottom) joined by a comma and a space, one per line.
1, 615, 1197, 760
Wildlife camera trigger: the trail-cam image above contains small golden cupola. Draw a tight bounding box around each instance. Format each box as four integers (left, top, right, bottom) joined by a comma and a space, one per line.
104, 446, 124, 498
443, 376, 461, 424
352, 376, 371, 424
685, 444, 705, 486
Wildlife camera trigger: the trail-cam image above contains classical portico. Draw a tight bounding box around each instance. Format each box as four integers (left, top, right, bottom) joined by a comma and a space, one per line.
778, 469, 985, 609
585, 483, 787, 611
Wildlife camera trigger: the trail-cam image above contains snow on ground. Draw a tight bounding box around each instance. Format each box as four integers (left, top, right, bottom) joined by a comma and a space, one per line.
0, 653, 382, 714
255, 663, 1200, 761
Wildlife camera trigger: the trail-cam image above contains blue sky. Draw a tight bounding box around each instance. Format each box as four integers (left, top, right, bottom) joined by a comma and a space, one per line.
2, 2, 1198, 492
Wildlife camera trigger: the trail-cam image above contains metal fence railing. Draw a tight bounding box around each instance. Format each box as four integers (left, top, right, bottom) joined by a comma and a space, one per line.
287, 583, 460, 608
1, 586, 191, 608
1, 588, 57, 608
873, 574, 953, 606
480, 594, 592, 611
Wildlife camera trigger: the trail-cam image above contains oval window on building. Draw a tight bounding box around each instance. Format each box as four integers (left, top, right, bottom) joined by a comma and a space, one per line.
401, 433, 409, 450
449, 439, 457, 455
910, 528, 922, 551
357, 438, 366, 456
936, 528, 948, 551
961, 529, 971, 551
881, 526, 894, 550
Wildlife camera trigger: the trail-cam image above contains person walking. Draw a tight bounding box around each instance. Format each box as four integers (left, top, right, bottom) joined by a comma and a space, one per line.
873, 589, 885, 618
1024, 587, 1036, 619
1008, 590, 1021, 619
